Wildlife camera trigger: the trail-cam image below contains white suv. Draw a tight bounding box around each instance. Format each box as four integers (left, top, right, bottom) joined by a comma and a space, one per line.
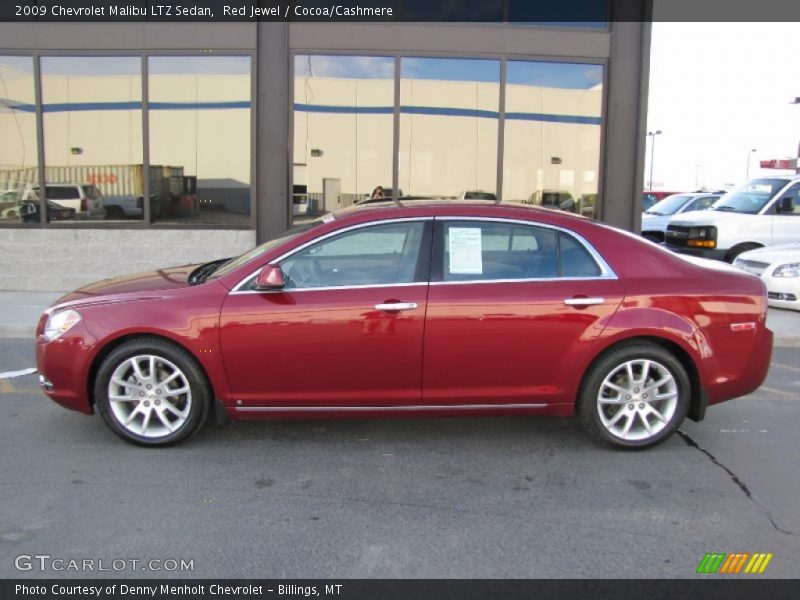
42, 183, 107, 220
664, 176, 800, 262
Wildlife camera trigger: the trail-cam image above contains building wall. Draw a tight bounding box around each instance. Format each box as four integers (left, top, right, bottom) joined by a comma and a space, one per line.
0, 17, 650, 292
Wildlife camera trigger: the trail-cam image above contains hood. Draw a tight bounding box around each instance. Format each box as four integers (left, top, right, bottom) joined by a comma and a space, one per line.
52, 264, 199, 307
668, 209, 754, 228
640, 212, 673, 230
738, 243, 800, 265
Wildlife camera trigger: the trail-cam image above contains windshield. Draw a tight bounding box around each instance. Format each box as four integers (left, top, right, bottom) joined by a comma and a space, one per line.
646, 194, 694, 215
209, 219, 327, 280
712, 178, 789, 214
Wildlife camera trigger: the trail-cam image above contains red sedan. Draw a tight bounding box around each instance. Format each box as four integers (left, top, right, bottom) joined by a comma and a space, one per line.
36, 201, 773, 448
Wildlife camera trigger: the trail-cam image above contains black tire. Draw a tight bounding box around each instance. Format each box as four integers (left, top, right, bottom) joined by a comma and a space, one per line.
577, 342, 691, 450
105, 206, 126, 220
95, 337, 210, 447
725, 243, 760, 263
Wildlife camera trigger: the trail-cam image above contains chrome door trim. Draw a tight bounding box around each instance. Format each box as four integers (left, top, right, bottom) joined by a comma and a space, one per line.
235, 402, 547, 413
563, 297, 605, 306
231, 216, 434, 294
374, 302, 418, 311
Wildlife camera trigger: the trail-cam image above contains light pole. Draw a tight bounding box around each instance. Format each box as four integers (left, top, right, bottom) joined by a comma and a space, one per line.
647, 130, 662, 190
745, 148, 757, 180
792, 97, 800, 174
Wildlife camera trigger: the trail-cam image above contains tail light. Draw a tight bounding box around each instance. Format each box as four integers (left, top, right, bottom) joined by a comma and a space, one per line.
80, 198, 88, 212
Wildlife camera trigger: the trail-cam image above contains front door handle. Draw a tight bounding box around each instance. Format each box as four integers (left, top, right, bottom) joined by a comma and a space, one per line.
563, 297, 605, 306
374, 302, 418, 311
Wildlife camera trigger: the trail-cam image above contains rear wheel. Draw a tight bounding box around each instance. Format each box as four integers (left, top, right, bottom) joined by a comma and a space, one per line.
95, 338, 210, 446
578, 343, 690, 449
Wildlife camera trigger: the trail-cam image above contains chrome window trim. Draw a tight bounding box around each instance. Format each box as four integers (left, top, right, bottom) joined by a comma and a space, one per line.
235, 402, 547, 413
231, 213, 617, 294
231, 217, 434, 294
435, 216, 617, 281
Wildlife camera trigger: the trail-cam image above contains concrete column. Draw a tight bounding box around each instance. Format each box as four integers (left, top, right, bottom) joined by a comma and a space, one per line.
256, 23, 290, 244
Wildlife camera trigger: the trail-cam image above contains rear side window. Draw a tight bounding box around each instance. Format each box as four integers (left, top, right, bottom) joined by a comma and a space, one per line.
437, 221, 602, 281
559, 232, 601, 277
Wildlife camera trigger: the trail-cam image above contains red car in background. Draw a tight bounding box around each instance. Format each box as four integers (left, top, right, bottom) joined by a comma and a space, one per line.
36, 201, 772, 449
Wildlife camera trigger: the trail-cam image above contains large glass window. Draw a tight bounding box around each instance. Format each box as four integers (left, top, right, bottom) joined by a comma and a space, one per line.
293, 55, 394, 221
149, 56, 251, 225
41, 56, 143, 222
280, 221, 426, 288
502, 61, 603, 218
0, 56, 39, 223
399, 58, 499, 199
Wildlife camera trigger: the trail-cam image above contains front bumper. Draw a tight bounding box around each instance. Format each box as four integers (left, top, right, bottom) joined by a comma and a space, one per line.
35, 319, 97, 415
663, 244, 728, 261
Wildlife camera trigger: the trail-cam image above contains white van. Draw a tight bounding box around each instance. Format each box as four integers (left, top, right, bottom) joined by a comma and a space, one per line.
663, 176, 800, 262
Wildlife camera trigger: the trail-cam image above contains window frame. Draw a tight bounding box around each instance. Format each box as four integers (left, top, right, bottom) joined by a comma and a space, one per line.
0, 49, 256, 231
429, 216, 616, 284
288, 50, 608, 226
232, 217, 435, 294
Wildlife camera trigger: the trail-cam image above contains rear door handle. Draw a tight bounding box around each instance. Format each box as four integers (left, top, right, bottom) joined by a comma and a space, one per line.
563, 297, 605, 306
374, 302, 418, 311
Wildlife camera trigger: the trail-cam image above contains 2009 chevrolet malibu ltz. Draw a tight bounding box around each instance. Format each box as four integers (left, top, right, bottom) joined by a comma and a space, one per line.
36, 201, 773, 448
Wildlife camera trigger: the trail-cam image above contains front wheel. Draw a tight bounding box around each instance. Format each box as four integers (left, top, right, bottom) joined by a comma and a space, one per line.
95, 338, 210, 446
578, 343, 690, 449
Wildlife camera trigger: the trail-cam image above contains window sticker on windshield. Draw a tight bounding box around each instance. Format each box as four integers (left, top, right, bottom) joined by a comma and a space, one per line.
449, 227, 483, 274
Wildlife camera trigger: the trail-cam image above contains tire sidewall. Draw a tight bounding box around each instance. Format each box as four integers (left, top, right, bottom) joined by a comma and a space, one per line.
579, 344, 691, 449
95, 339, 209, 447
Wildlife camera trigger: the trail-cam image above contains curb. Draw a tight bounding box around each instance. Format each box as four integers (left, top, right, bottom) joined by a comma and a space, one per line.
3, 326, 800, 348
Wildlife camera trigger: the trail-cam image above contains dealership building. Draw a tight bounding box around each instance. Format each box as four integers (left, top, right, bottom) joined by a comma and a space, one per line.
0, 9, 650, 291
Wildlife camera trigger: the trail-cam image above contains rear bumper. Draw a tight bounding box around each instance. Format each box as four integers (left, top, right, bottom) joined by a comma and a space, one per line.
704, 324, 773, 406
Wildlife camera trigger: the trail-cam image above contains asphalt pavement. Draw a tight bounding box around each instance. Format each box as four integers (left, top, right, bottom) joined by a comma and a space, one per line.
0, 339, 798, 579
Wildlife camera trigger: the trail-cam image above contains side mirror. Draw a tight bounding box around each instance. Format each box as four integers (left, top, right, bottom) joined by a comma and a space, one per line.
253, 264, 285, 290
777, 196, 796, 213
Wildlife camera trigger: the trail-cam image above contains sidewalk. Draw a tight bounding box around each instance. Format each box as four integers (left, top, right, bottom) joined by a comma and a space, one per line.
1, 290, 799, 347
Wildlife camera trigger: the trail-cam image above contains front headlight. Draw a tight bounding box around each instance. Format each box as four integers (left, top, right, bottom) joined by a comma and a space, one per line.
773, 262, 800, 278
687, 226, 717, 248
43, 309, 81, 341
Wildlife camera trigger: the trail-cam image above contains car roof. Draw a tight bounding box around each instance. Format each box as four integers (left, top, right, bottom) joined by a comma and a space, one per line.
331, 199, 590, 227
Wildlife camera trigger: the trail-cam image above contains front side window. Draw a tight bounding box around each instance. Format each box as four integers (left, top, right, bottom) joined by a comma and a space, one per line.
775, 182, 800, 216
438, 220, 601, 281
279, 221, 427, 289
686, 195, 718, 212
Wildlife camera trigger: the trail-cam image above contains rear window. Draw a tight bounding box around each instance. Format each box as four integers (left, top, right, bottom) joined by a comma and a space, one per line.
45, 186, 80, 200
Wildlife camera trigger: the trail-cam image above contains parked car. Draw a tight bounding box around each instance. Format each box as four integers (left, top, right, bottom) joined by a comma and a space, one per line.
664, 176, 800, 262
15, 183, 107, 220
37, 201, 772, 449
641, 192, 722, 243
733, 243, 800, 311
0, 189, 76, 222
643, 190, 683, 212
357, 187, 403, 204
103, 194, 162, 220
525, 189, 577, 213
458, 190, 497, 201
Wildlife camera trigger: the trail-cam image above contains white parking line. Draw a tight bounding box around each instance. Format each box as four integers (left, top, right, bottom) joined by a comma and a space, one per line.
0, 368, 37, 379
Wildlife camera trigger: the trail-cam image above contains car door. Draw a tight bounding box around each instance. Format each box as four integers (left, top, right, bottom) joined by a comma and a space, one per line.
770, 182, 800, 246
421, 218, 624, 407
219, 218, 432, 409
